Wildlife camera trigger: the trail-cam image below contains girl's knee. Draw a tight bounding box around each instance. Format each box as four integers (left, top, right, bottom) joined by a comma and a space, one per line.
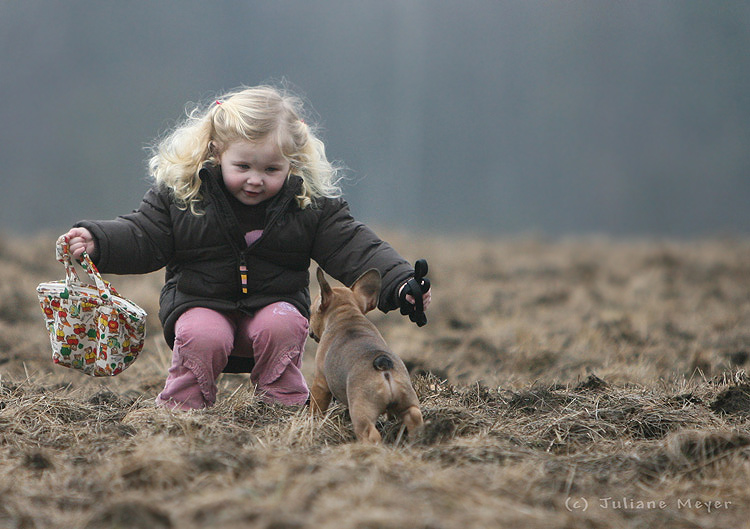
174, 308, 235, 356
176, 330, 234, 357
251, 302, 308, 345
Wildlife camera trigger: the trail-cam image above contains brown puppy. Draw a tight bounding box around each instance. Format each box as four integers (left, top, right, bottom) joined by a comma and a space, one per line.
308, 267, 424, 443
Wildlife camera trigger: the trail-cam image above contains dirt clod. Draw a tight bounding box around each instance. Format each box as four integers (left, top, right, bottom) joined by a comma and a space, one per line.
710, 384, 750, 416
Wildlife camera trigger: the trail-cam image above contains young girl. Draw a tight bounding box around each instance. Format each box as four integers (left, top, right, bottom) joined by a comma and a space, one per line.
63, 85, 431, 410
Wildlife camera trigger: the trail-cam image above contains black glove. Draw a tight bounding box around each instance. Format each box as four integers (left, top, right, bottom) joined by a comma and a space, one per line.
399, 259, 431, 327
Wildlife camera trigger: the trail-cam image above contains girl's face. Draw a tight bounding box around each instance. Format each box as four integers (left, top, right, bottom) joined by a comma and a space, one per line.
218, 137, 291, 206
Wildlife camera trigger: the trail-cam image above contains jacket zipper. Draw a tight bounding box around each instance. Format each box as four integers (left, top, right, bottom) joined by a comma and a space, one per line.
239, 254, 249, 294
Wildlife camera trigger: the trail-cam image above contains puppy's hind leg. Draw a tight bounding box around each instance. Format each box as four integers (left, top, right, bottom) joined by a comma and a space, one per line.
350, 400, 383, 444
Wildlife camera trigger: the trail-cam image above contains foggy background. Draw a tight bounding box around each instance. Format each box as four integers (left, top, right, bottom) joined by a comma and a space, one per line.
1, 1, 749, 237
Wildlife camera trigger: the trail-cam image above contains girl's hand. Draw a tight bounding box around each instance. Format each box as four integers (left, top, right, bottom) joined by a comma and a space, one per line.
398, 282, 432, 311
63, 227, 95, 259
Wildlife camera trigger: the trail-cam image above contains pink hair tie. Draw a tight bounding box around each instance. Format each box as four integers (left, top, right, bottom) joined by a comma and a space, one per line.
215, 100, 223, 106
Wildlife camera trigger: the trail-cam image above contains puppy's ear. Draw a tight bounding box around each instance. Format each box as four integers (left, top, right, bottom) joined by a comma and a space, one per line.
352, 269, 381, 313
316, 267, 332, 310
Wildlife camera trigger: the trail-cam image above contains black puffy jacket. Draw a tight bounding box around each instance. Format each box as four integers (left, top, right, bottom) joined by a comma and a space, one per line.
77, 164, 414, 347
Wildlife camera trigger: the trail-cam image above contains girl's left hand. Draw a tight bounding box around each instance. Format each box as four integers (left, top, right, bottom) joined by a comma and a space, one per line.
398, 283, 432, 311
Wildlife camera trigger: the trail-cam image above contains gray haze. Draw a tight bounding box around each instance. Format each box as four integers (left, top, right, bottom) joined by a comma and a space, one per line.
2, 1, 749, 237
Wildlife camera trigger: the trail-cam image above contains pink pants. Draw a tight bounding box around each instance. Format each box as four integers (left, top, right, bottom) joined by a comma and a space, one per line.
156, 303, 309, 410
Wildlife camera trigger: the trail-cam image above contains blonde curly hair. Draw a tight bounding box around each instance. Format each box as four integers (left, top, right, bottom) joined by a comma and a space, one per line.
148, 85, 341, 213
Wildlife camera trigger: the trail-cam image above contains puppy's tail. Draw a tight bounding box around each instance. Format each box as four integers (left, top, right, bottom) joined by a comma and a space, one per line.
373, 354, 394, 372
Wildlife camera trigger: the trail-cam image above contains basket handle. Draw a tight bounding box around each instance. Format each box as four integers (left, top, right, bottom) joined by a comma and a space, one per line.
56, 236, 114, 302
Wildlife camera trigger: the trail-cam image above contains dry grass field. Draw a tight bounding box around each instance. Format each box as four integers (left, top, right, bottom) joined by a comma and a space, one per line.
1, 231, 750, 529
